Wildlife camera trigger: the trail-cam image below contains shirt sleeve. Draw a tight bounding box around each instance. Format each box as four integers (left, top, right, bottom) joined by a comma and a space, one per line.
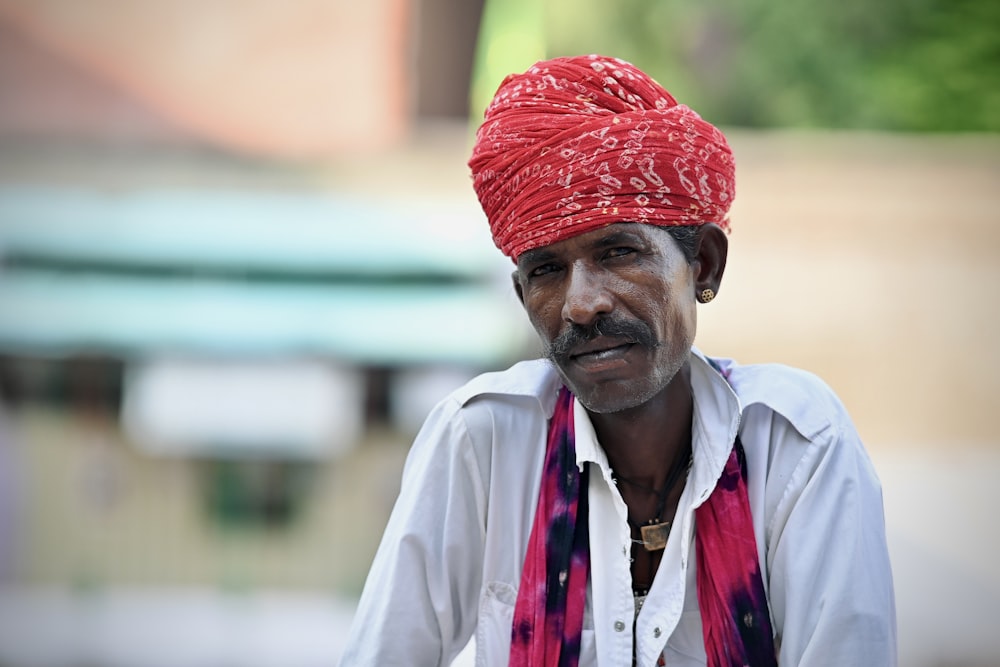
762, 410, 898, 666
339, 397, 488, 666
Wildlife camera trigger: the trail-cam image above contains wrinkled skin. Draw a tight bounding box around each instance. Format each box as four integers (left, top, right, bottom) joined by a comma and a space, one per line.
513, 222, 727, 417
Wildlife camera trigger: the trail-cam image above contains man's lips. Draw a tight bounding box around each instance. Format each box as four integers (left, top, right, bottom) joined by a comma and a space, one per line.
547, 316, 656, 365
568, 338, 636, 363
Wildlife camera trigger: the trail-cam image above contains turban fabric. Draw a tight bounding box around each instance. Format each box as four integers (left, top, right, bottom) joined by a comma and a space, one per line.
469, 54, 736, 261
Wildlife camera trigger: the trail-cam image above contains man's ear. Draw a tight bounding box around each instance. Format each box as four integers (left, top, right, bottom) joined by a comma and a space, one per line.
693, 224, 728, 298
511, 270, 525, 306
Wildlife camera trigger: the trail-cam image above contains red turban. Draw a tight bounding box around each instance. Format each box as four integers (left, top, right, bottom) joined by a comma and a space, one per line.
469, 54, 735, 261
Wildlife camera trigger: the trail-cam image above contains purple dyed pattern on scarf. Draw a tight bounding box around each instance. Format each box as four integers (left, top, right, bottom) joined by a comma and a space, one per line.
510, 387, 590, 667
695, 438, 778, 667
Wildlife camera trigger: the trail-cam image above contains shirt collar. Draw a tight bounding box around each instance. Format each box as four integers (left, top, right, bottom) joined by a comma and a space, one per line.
573, 348, 741, 503
454, 358, 563, 416
688, 348, 742, 505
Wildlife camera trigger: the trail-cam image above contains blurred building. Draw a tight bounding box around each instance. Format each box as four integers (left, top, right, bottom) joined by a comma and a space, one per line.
0, 0, 536, 603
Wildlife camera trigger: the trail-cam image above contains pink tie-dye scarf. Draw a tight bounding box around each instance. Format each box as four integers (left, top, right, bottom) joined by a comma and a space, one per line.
510, 375, 777, 666
509, 387, 590, 667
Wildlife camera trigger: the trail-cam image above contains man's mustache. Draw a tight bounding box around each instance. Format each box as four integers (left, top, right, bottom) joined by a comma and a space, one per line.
546, 316, 658, 363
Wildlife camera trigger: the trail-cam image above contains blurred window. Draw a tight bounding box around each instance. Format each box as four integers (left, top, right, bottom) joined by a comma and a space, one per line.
202, 459, 313, 529
0, 354, 123, 415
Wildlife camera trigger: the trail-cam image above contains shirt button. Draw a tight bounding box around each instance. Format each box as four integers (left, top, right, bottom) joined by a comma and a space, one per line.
653, 627, 662, 638
614, 620, 626, 632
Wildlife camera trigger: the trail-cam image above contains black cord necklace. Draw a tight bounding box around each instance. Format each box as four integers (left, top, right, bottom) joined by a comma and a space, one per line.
614, 445, 692, 552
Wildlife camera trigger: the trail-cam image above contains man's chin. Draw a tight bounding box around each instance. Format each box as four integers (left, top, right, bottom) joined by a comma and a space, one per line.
549, 352, 688, 416
576, 391, 653, 415
558, 374, 654, 415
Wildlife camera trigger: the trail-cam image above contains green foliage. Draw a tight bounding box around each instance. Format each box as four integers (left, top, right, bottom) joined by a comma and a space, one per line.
534, 0, 999, 131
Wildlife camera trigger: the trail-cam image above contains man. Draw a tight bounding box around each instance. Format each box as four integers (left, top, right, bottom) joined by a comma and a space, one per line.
342, 54, 896, 666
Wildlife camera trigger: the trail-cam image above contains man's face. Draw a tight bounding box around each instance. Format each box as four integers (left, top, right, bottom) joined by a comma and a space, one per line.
514, 223, 698, 414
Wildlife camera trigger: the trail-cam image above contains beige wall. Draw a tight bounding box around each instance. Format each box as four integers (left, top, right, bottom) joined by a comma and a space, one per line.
699, 131, 1000, 448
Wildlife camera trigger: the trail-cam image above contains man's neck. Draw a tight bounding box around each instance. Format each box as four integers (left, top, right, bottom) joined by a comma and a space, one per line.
587, 363, 695, 489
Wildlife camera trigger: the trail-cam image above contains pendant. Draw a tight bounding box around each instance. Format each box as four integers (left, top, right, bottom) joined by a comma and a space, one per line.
640, 521, 670, 551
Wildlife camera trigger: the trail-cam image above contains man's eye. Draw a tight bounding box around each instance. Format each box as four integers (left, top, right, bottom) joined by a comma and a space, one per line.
605, 247, 636, 259
530, 263, 559, 278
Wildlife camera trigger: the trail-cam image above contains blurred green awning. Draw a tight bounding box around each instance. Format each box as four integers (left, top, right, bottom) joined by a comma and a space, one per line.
0, 186, 500, 278
0, 187, 532, 364
0, 272, 528, 364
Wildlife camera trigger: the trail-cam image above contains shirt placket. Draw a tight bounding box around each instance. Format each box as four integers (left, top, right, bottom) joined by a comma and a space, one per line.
587, 455, 636, 665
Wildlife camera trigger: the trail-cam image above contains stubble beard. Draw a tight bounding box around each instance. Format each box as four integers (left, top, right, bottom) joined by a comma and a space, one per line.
543, 316, 691, 414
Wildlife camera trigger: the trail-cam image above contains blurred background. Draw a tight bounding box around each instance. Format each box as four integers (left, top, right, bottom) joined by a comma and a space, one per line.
0, 1, 996, 665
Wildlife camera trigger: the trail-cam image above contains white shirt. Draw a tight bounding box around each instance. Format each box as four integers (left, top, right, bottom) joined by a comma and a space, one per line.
341, 349, 897, 666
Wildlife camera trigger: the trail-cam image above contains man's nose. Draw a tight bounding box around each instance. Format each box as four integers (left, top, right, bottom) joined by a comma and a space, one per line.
561, 264, 613, 327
